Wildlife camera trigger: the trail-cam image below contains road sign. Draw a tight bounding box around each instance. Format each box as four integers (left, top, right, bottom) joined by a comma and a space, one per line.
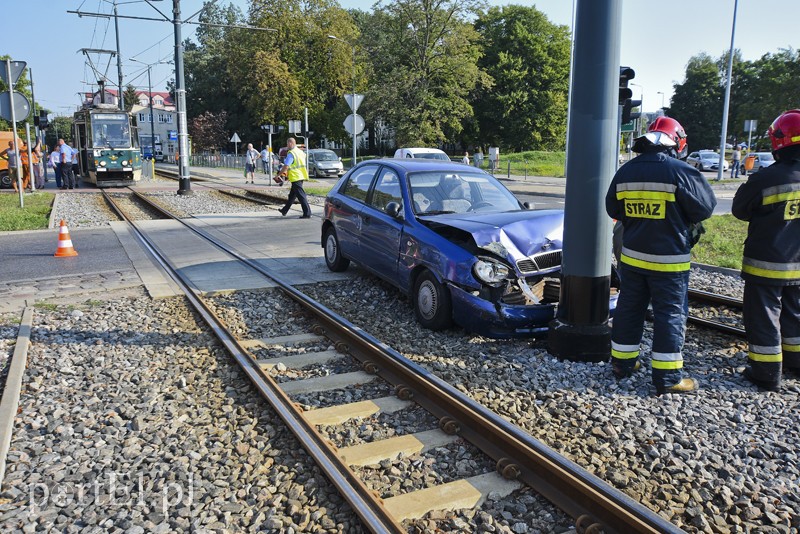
343, 114, 365, 135
344, 94, 364, 112
744, 120, 757, 133
0, 92, 31, 122
230, 132, 241, 143
0, 61, 26, 87
621, 121, 635, 133
288, 120, 302, 134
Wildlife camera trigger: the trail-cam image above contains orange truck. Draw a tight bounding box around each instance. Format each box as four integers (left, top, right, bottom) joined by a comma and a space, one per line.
0, 131, 24, 189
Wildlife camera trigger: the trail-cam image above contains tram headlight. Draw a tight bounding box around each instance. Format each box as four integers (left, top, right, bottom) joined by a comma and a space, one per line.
473, 258, 510, 286
98, 161, 107, 167
121, 160, 128, 166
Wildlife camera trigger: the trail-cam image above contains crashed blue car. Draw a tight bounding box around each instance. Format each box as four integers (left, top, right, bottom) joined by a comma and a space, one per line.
321, 159, 615, 338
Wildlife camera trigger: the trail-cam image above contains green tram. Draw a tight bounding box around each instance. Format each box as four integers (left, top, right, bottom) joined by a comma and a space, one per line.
73, 103, 142, 187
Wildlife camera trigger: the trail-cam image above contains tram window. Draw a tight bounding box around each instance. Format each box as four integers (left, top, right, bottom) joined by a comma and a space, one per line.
90, 113, 131, 148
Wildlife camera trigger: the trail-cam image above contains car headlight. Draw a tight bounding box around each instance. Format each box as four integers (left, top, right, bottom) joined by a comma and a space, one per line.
473, 258, 511, 285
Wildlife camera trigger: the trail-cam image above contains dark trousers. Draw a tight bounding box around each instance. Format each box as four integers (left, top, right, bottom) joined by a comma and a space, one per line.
53, 164, 63, 188
61, 162, 75, 188
282, 180, 311, 217
743, 283, 800, 384
611, 265, 690, 388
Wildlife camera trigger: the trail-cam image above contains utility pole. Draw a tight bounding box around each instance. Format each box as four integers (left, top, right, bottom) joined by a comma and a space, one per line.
717, 0, 739, 182
114, 1, 124, 111
172, 0, 191, 195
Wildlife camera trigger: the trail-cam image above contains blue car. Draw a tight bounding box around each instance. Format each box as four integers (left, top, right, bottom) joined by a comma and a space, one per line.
321, 159, 613, 338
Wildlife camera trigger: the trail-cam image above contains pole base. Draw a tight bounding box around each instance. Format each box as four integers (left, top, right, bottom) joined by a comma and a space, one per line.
177, 178, 193, 196
547, 318, 610, 362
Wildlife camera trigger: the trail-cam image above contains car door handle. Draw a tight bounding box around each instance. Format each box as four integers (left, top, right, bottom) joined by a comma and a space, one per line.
332, 199, 342, 208
362, 214, 371, 224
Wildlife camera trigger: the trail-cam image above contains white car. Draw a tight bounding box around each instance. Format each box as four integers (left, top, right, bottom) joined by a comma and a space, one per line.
687, 150, 729, 172
308, 149, 344, 178
745, 152, 775, 174
393, 147, 451, 161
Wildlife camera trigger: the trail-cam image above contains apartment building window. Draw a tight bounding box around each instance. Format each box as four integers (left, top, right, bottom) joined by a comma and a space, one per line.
157, 114, 174, 124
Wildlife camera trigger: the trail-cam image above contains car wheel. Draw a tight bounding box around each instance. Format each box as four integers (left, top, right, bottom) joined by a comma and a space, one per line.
413, 270, 452, 331
323, 227, 350, 272
0, 171, 10, 189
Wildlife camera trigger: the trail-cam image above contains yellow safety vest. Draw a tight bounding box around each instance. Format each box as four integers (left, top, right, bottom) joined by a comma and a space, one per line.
287, 148, 308, 183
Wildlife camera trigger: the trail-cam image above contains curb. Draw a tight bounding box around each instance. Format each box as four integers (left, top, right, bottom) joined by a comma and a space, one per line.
0, 306, 33, 487
48, 193, 59, 230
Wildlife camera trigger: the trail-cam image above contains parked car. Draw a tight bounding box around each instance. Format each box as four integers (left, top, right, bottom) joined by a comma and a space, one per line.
745, 152, 775, 174
687, 150, 729, 172
393, 147, 450, 161
321, 159, 617, 338
308, 148, 344, 178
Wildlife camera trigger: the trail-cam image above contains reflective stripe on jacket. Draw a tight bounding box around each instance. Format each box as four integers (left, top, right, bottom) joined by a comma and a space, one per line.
287, 147, 308, 183
605, 151, 717, 274
732, 158, 800, 285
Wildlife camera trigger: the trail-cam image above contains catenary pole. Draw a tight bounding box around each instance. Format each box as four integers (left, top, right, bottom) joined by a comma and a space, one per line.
716, 0, 738, 182
548, 0, 622, 361
114, 1, 124, 111
173, 0, 191, 195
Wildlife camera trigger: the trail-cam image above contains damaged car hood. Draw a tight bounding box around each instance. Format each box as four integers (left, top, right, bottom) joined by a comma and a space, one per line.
419, 210, 564, 264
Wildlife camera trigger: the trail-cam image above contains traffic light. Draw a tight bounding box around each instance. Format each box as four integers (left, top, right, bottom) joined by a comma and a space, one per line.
619, 66, 635, 104
622, 99, 642, 124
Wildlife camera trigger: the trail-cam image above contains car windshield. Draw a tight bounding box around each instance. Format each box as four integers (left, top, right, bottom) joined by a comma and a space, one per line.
313, 150, 338, 161
759, 153, 775, 162
414, 152, 450, 161
408, 171, 521, 215
699, 152, 719, 160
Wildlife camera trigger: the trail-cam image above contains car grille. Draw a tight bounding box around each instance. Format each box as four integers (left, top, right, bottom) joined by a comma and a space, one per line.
516, 250, 562, 274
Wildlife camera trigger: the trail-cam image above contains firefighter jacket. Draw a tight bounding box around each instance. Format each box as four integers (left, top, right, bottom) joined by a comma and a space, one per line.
731, 156, 800, 286
606, 151, 717, 274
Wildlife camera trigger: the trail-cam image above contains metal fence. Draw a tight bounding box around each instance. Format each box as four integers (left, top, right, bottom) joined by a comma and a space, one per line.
188, 154, 246, 169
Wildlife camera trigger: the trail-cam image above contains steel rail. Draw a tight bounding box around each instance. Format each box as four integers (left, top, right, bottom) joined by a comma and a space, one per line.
688, 289, 743, 309
153, 167, 289, 205
122, 190, 683, 533
687, 315, 746, 337
101, 191, 407, 533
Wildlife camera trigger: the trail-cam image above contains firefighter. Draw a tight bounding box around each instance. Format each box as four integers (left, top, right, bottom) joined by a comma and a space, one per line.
732, 109, 800, 391
606, 117, 717, 394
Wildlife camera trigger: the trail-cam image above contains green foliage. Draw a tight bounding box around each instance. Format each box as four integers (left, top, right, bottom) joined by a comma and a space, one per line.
670, 54, 723, 151
691, 214, 747, 269
122, 84, 139, 112
189, 110, 230, 151
474, 6, 571, 151
0, 192, 54, 231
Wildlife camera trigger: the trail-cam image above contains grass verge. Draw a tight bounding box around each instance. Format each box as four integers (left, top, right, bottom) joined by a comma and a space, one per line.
0, 192, 54, 231
691, 214, 747, 270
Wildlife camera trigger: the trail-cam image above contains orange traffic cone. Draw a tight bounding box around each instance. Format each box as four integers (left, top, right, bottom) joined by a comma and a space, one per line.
54, 220, 78, 257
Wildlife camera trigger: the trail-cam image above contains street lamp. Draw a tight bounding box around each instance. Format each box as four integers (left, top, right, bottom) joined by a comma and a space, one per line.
630, 83, 644, 136
657, 91, 665, 109
328, 34, 357, 167
130, 58, 171, 163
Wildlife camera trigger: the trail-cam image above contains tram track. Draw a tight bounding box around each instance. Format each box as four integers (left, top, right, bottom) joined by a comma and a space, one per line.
99, 189, 684, 532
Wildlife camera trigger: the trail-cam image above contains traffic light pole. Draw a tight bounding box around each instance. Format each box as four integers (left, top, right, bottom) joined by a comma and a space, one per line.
548, 0, 622, 362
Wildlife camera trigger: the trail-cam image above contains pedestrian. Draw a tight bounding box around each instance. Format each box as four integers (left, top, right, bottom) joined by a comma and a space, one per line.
260, 146, 270, 174
488, 149, 496, 172
48, 144, 62, 188
71, 144, 80, 187
276, 137, 311, 218
33, 141, 44, 189
731, 109, 800, 391
20, 139, 43, 191
1, 140, 22, 191
731, 146, 742, 179
605, 116, 717, 394
59, 138, 76, 190
244, 143, 259, 184
462, 151, 470, 165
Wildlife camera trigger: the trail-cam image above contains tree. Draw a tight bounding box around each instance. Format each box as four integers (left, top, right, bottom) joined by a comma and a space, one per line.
474, 5, 571, 151
362, 0, 486, 147
122, 84, 139, 112
189, 110, 229, 152
670, 54, 723, 151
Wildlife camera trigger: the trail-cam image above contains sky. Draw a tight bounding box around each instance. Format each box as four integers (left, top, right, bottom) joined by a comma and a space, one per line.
3, 0, 797, 120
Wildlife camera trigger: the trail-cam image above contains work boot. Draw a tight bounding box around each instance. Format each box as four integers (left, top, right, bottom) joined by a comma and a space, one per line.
612, 360, 640, 379
743, 367, 780, 392
656, 377, 699, 395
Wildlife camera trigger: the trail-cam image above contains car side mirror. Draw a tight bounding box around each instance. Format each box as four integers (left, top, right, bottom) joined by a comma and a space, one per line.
522, 201, 534, 210
385, 202, 402, 218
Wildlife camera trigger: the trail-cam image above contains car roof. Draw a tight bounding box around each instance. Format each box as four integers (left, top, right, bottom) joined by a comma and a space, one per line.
309, 148, 335, 153
357, 157, 482, 173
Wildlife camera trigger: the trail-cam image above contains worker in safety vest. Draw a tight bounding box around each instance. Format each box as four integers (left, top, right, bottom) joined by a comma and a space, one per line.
605, 117, 717, 395
732, 109, 800, 391
276, 137, 311, 218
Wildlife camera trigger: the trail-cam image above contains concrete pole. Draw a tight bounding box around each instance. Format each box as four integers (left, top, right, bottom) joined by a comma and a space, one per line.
147, 65, 156, 159
173, 0, 192, 195
716, 0, 738, 182
114, 2, 124, 111
5, 60, 23, 207
548, 0, 622, 361
25, 123, 34, 192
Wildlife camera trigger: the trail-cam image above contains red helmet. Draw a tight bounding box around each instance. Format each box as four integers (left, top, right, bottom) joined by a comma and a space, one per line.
647, 116, 688, 154
768, 109, 800, 151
